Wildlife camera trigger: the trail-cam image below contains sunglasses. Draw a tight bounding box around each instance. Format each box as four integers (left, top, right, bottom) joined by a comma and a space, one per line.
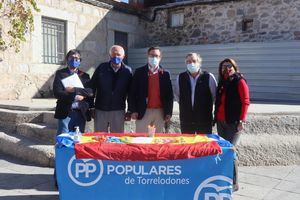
222, 63, 233, 68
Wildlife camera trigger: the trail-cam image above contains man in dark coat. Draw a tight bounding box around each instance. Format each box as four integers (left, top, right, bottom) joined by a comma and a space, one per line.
53, 49, 93, 134
88, 45, 132, 133
129, 46, 173, 133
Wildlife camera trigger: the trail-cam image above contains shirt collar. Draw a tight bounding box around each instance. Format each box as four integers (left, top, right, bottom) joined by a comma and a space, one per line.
68, 67, 78, 74
187, 71, 200, 80
148, 64, 159, 74
110, 62, 122, 72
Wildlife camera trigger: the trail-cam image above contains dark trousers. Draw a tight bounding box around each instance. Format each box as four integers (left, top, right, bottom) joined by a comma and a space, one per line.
217, 121, 240, 187
180, 122, 212, 134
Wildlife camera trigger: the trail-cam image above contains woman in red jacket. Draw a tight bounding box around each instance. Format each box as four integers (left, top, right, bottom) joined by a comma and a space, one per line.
215, 58, 250, 191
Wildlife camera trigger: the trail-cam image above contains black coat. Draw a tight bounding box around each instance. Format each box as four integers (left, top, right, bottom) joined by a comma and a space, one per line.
53, 67, 93, 120
88, 62, 132, 111
129, 65, 173, 119
215, 73, 245, 123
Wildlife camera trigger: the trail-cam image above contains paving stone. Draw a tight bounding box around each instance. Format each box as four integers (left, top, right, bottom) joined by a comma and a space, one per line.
284, 166, 300, 183
263, 189, 300, 200
239, 165, 296, 180
239, 172, 282, 188
232, 194, 257, 200
234, 182, 273, 199
0, 174, 51, 190
0, 189, 29, 197
274, 180, 300, 194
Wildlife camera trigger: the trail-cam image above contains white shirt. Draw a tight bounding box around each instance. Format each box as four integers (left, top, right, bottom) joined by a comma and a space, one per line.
174, 71, 217, 107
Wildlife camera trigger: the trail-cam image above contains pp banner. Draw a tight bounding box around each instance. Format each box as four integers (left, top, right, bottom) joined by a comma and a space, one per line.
56, 147, 234, 200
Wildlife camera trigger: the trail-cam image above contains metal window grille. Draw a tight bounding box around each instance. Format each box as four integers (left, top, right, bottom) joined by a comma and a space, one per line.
42, 17, 66, 64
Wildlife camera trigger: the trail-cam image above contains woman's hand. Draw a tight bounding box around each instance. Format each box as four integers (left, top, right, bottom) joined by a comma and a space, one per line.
237, 121, 245, 132
65, 87, 75, 93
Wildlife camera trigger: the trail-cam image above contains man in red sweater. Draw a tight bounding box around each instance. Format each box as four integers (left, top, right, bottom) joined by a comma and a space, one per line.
129, 47, 173, 133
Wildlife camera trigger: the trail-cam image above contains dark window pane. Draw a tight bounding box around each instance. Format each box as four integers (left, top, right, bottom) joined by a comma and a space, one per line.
42, 17, 66, 64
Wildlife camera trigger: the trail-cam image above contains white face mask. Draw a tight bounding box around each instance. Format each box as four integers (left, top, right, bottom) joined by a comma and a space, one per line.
187, 63, 200, 73
148, 57, 160, 68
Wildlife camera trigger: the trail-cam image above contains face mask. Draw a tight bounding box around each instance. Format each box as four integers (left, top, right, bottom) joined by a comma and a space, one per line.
148, 57, 159, 68
111, 57, 123, 65
187, 63, 200, 73
68, 59, 80, 68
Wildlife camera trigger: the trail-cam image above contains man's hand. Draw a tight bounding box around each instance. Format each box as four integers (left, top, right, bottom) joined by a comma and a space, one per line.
124, 112, 131, 121
164, 115, 171, 123
75, 95, 85, 101
65, 87, 75, 93
131, 112, 138, 120
237, 121, 244, 132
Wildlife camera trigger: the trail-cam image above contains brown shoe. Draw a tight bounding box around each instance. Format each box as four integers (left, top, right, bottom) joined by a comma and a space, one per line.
233, 184, 239, 192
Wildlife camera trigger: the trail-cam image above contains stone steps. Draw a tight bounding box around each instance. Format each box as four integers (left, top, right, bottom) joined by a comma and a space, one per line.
16, 122, 57, 145
0, 107, 56, 167
0, 132, 54, 167
42, 111, 57, 127
0, 108, 44, 132
237, 134, 300, 166
167, 114, 300, 135
243, 114, 300, 136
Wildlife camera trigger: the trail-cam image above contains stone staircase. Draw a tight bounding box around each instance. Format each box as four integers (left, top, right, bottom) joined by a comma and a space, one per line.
0, 104, 57, 167
0, 100, 299, 168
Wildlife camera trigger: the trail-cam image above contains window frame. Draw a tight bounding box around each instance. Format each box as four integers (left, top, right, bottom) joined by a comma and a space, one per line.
169, 9, 185, 28
41, 16, 67, 65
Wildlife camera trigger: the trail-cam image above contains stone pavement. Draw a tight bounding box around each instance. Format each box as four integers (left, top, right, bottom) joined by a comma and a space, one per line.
1, 154, 300, 200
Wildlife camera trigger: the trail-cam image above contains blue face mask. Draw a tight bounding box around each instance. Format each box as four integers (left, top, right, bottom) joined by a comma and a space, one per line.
148, 57, 160, 68
111, 57, 123, 65
68, 59, 80, 68
187, 63, 200, 73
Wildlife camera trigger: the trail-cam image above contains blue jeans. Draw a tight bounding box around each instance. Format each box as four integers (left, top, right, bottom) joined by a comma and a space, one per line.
56, 110, 86, 135
54, 110, 86, 188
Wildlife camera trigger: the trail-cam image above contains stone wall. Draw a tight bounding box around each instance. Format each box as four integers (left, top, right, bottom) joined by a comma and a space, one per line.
0, 0, 145, 100
143, 0, 300, 46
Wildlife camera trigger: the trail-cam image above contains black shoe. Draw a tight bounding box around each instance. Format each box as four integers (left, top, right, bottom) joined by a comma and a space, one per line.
233, 184, 239, 192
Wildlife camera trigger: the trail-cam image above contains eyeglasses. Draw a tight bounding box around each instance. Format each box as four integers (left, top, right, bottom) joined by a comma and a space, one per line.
70, 57, 81, 61
222, 63, 233, 68
148, 54, 160, 58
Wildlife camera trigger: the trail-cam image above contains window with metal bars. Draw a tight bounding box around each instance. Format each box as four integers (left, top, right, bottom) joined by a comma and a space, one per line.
42, 17, 66, 64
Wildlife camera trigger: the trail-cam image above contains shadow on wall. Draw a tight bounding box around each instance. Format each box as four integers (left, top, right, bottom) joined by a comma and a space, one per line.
32, 3, 145, 99
34, 11, 110, 99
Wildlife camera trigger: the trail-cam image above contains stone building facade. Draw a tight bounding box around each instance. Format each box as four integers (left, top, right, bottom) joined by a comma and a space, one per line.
1, 0, 300, 100
0, 0, 145, 99
142, 0, 300, 46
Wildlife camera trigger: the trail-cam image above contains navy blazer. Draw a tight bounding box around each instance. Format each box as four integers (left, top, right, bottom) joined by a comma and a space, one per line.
129, 65, 174, 119
88, 62, 132, 111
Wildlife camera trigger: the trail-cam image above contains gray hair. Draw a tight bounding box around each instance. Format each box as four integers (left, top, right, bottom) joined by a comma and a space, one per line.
109, 45, 125, 56
185, 53, 202, 66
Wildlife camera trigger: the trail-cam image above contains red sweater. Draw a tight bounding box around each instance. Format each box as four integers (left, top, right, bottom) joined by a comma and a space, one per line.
147, 71, 162, 108
217, 79, 250, 121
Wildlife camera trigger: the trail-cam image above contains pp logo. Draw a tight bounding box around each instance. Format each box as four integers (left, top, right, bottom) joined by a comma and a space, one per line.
193, 175, 233, 200
68, 155, 104, 187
